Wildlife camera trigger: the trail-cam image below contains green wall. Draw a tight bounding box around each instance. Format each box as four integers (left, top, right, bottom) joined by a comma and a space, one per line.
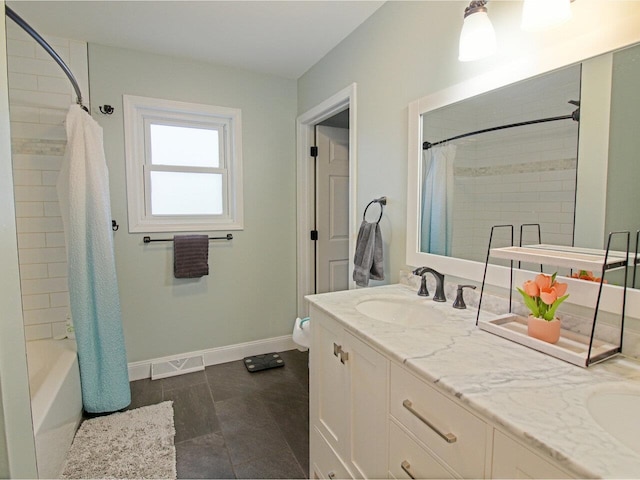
297, 0, 640, 283
89, 44, 298, 363
606, 43, 640, 240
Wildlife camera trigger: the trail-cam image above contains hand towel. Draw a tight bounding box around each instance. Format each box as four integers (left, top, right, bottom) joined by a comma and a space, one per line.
174, 235, 209, 278
353, 220, 384, 287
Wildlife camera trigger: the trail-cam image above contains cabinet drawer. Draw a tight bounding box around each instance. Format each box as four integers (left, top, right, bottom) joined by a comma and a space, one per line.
389, 363, 487, 478
492, 429, 573, 479
311, 427, 352, 480
389, 420, 454, 479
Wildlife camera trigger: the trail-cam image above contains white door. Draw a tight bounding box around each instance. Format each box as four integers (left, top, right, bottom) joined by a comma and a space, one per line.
316, 125, 349, 294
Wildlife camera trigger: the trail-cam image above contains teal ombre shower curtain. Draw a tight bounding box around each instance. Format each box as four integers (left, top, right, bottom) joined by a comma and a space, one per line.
57, 105, 130, 413
421, 144, 456, 256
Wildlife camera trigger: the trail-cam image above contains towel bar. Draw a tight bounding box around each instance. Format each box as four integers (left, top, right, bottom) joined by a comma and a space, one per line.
143, 234, 233, 243
363, 196, 387, 223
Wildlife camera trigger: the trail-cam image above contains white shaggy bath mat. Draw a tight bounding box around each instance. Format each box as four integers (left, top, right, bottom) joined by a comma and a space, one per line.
61, 401, 176, 479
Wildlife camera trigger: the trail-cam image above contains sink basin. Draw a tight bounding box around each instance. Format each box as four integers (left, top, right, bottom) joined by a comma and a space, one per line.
355, 298, 445, 326
587, 389, 640, 455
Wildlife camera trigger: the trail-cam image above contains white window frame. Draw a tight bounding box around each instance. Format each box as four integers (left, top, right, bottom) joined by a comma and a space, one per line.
123, 95, 243, 232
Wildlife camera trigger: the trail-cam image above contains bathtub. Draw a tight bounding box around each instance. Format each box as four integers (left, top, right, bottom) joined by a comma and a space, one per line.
26, 338, 83, 479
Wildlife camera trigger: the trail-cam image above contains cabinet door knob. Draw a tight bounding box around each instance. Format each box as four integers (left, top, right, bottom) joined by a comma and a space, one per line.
402, 399, 457, 443
401, 460, 416, 479
328, 471, 336, 479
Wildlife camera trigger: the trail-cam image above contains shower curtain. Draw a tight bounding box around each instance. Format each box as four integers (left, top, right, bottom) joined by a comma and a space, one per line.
421, 144, 456, 256
57, 105, 130, 413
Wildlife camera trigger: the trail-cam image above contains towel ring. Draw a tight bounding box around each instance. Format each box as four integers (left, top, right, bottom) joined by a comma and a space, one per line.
363, 196, 387, 224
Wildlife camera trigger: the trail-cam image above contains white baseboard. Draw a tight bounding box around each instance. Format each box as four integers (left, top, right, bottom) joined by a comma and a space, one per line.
128, 334, 298, 381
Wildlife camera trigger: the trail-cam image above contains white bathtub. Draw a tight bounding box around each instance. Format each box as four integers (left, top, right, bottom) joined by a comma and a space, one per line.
26, 338, 83, 479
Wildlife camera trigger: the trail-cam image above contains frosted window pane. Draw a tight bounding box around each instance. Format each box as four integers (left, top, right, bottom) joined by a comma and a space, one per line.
150, 171, 223, 215
150, 124, 219, 167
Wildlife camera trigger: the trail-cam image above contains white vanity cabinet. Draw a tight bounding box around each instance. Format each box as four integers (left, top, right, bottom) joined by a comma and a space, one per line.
389, 363, 490, 479
491, 430, 573, 479
309, 300, 576, 480
310, 305, 389, 479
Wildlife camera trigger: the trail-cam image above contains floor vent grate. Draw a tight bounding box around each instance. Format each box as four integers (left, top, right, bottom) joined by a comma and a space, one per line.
151, 355, 205, 380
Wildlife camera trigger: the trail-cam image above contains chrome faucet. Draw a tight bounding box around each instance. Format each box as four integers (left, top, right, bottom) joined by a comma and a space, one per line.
412, 267, 446, 302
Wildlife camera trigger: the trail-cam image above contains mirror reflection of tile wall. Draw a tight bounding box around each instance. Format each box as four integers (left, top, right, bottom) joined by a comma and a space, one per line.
422, 65, 581, 264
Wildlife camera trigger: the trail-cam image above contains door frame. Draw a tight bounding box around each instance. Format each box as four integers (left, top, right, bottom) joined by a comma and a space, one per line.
296, 83, 357, 316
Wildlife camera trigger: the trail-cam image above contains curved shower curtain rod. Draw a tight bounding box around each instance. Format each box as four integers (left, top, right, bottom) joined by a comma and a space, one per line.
423, 101, 580, 150
5, 6, 88, 112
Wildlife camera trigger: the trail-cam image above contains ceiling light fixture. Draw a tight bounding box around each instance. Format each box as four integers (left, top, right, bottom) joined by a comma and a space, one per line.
521, 0, 573, 31
458, 0, 497, 62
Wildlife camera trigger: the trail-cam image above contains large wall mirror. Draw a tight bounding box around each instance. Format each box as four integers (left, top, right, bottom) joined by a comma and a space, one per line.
407, 41, 640, 315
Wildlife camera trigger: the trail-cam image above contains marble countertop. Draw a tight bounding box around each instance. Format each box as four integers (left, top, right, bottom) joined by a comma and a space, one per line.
306, 283, 640, 479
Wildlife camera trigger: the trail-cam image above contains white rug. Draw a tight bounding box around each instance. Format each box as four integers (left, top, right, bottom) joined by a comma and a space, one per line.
61, 401, 176, 479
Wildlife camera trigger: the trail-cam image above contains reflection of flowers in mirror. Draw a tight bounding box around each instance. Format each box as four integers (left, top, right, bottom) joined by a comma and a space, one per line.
571, 270, 607, 283
517, 273, 569, 321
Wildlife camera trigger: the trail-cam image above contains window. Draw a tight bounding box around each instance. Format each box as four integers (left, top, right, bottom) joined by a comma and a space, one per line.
123, 95, 243, 232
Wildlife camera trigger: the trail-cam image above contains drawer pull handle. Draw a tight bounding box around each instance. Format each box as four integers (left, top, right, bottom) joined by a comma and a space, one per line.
401, 460, 416, 479
333, 343, 340, 357
402, 399, 457, 443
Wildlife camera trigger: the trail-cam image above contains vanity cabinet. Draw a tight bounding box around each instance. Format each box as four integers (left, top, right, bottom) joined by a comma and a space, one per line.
309, 301, 575, 479
310, 305, 389, 479
492, 430, 572, 479
389, 363, 489, 478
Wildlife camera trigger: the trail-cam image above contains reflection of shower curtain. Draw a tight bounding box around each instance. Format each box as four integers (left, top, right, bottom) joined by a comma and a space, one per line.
57, 105, 130, 413
421, 144, 456, 255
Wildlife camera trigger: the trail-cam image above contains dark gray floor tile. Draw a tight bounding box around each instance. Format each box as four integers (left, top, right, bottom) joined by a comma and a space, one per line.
128, 378, 163, 410
277, 350, 309, 386
176, 432, 236, 479
215, 394, 275, 430
249, 360, 304, 392
222, 420, 292, 466
206, 360, 260, 402
165, 382, 220, 443
233, 448, 306, 479
160, 369, 208, 391
261, 385, 310, 474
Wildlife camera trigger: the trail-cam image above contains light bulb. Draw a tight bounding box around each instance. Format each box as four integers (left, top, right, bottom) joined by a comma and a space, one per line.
459, 8, 497, 62
522, 0, 572, 31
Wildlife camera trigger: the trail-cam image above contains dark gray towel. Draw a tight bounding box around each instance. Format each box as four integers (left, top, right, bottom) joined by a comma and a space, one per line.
173, 235, 209, 278
353, 221, 384, 287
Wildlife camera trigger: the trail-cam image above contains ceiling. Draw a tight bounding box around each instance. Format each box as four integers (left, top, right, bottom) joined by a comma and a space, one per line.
7, 1, 385, 79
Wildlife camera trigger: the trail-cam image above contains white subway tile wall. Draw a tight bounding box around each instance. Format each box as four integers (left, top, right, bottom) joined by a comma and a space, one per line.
7, 22, 89, 341
423, 64, 581, 263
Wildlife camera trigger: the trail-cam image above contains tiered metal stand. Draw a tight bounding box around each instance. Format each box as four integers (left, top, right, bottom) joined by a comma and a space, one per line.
476, 225, 630, 367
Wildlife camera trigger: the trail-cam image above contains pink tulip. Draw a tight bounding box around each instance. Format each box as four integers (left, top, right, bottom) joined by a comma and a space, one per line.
540, 290, 558, 305
523, 280, 539, 297
535, 274, 552, 291
553, 281, 568, 297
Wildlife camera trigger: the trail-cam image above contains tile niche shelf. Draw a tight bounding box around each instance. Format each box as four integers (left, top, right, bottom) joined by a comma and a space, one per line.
476, 231, 632, 368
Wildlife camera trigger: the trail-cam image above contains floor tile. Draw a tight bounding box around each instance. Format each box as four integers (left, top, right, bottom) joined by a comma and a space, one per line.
233, 447, 306, 479
206, 360, 260, 402
277, 350, 309, 386
128, 378, 163, 410
260, 383, 309, 474
160, 369, 208, 391
128, 349, 310, 478
164, 382, 220, 443
221, 419, 292, 466
215, 394, 275, 430
175, 432, 236, 479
